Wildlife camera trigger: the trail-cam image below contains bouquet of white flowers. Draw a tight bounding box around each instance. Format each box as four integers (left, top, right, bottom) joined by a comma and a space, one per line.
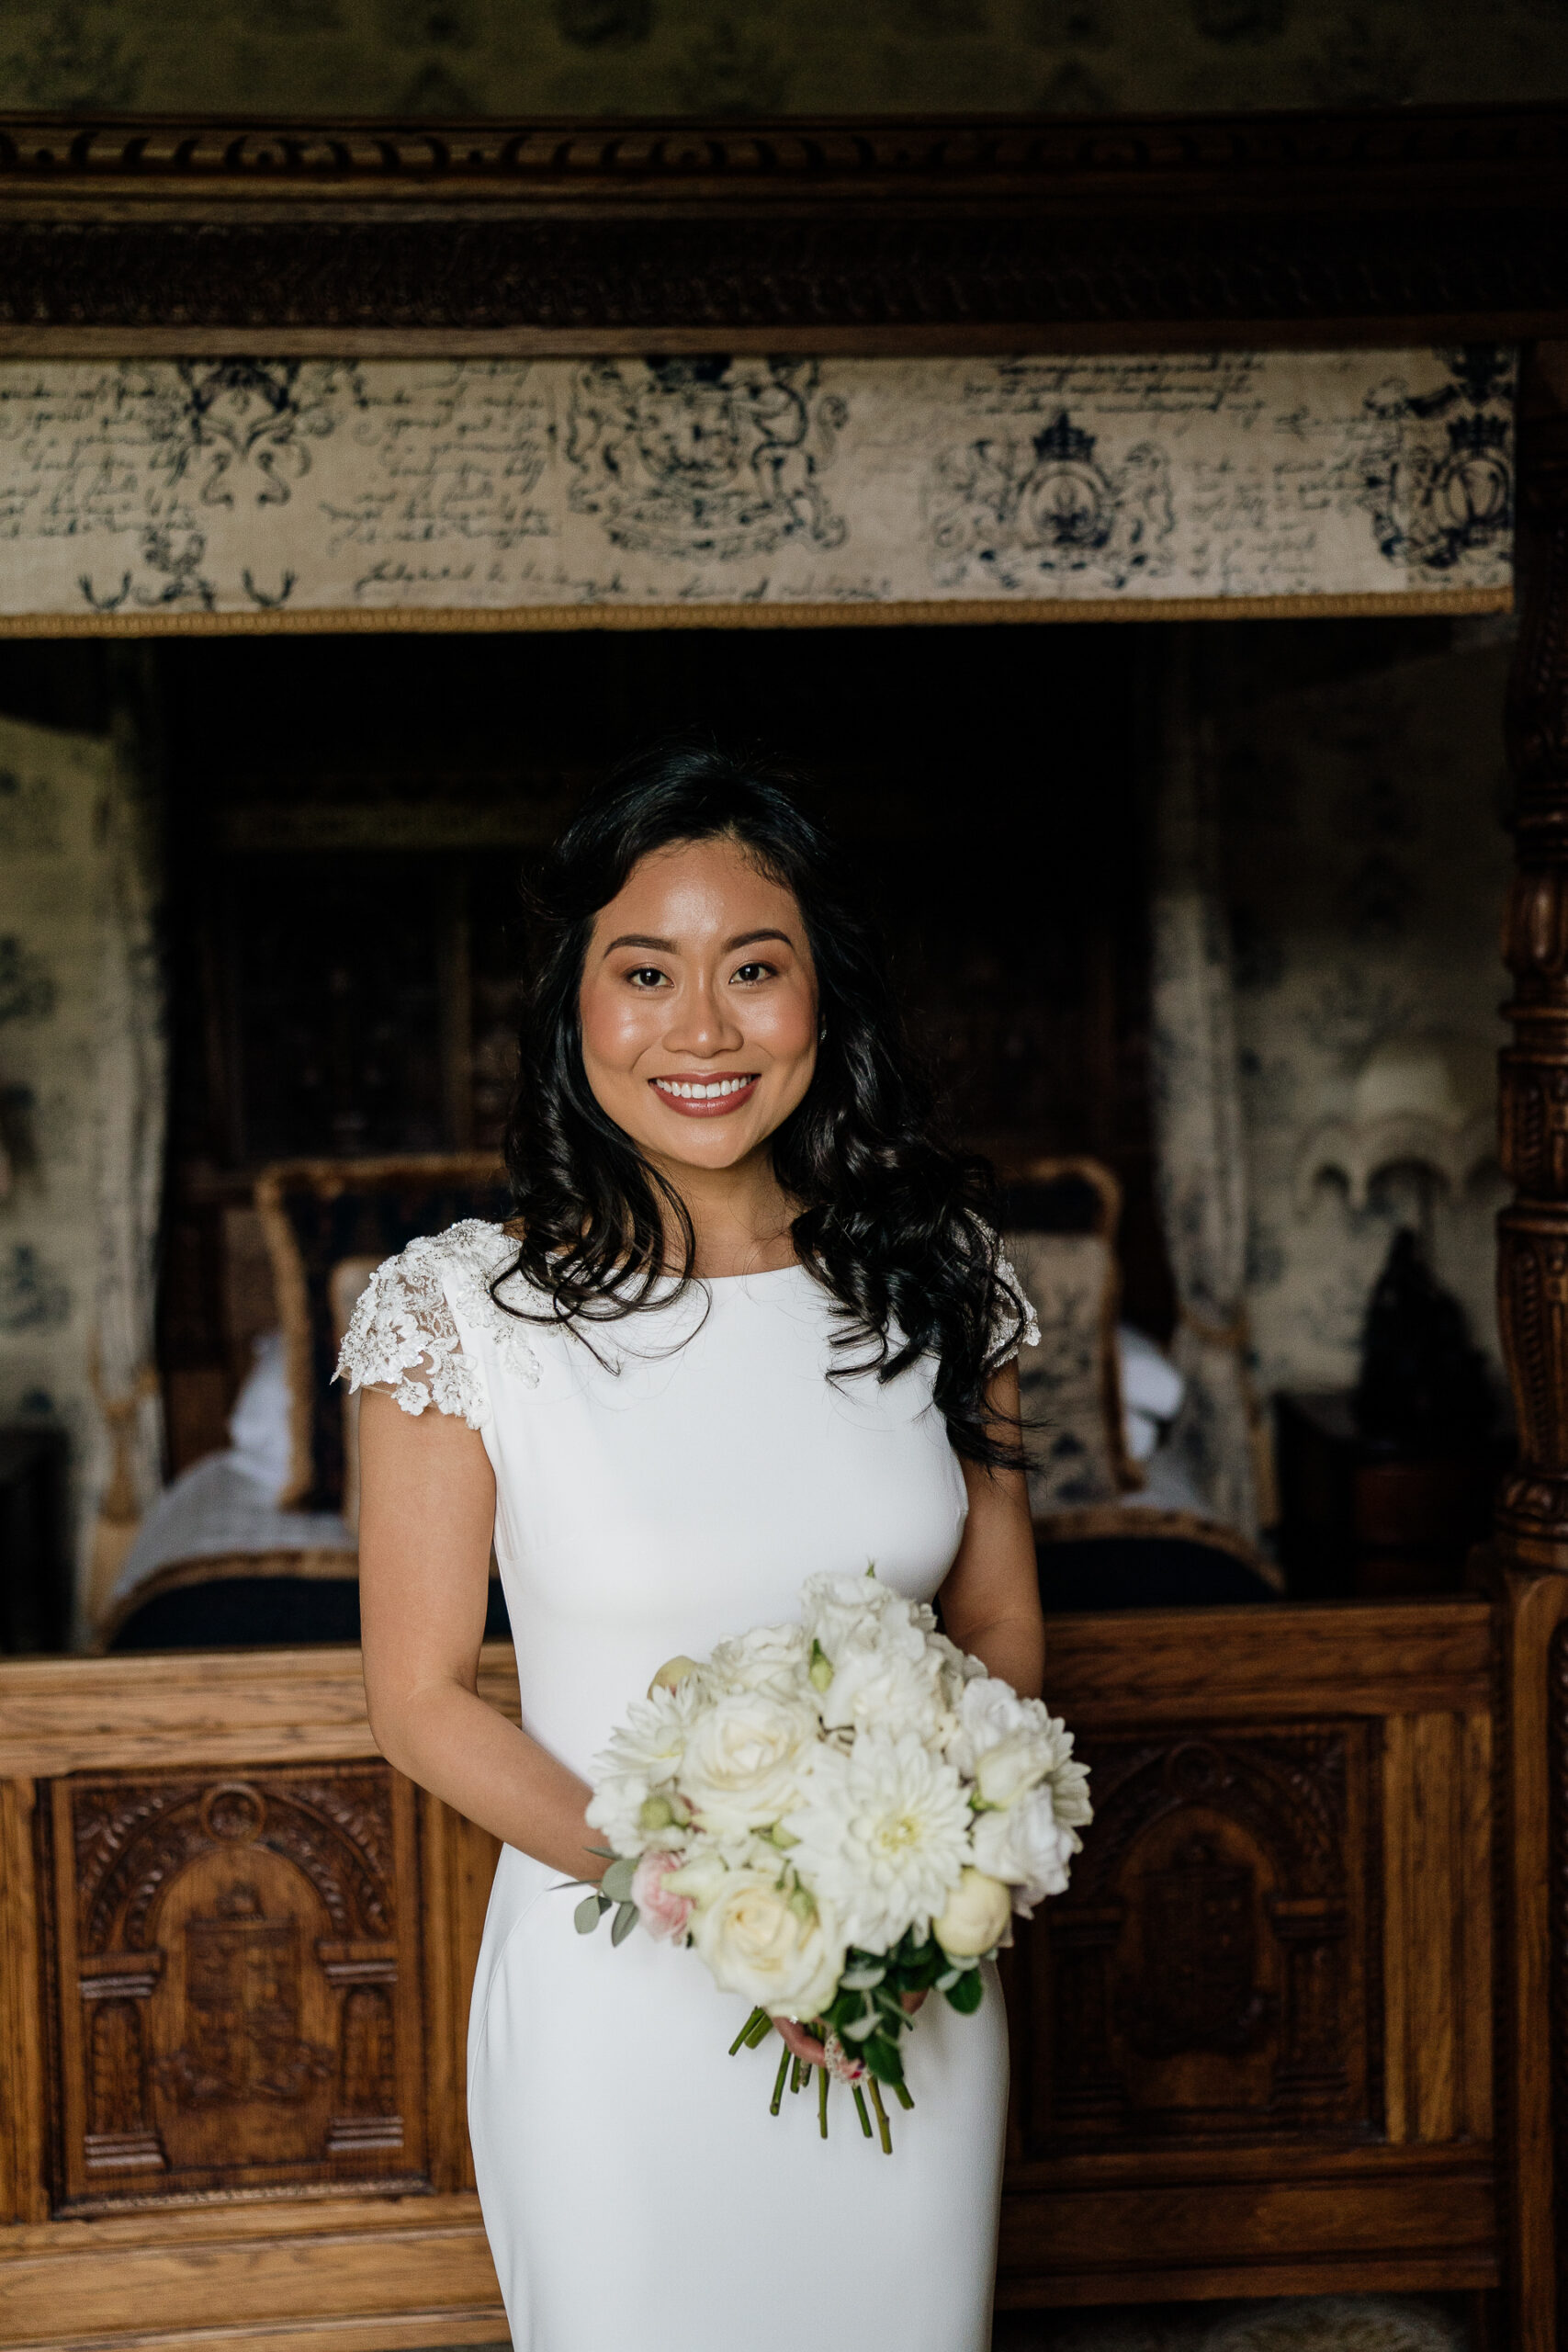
570, 1567, 1091, 2151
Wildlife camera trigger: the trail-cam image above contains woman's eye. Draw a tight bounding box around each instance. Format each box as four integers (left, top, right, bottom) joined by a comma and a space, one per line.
731, 962, 772, 985
626, 967, 668, 989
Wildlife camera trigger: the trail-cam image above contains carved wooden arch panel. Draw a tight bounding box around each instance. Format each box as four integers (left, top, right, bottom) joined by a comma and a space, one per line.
44, 1762, 428, 2211
1013, 1719, 1374, 2151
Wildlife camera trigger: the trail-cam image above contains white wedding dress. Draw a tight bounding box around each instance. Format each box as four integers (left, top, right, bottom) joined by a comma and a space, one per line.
339, 1220, 1036, 2352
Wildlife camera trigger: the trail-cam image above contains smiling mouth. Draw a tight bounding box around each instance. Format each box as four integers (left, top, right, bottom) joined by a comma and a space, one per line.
650, 1073, 760, 1116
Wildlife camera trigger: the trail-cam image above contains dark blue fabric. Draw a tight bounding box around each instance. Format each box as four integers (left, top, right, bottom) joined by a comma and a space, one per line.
1036, 1535, 1275, 1612
109, 1573, 513, 1650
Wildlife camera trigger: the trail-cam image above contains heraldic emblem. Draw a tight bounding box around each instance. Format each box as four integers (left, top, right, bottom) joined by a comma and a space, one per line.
156, 1882, 333, 2107
1359, 345, 1516, 574
924, 409, 1175, 593
566, 357, 848, 563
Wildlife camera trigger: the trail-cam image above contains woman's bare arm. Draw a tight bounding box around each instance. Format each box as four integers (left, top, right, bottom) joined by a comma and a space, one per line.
356, 1388, 605, 1883
936, 1363, 1045, 1700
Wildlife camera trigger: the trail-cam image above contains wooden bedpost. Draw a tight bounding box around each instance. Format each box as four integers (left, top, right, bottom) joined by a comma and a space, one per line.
1495, 340, 1568, 2352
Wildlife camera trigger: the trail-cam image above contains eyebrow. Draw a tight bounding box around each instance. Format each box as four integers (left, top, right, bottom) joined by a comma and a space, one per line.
602, 928, 796, 958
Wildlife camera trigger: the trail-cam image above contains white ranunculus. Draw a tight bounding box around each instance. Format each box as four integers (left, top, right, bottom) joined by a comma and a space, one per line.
970, 1782, 1075, 1914
974, 1728, 1054, 1811
1045, 1745, 1094, 1833
584, 1768, 656, 1856
819, 1635, 950, 1749
945, 1674, 1035, 1777
933, 1867, 1012, 1958
708, 1620, 811, 1700
784, 1729, 972, 1951
689, 1868, 846, 2020
931, 1631, 987, 1710
663, 1840, 731, 1910
679, 1690, 820, 1838
800, 1570, 897, 1663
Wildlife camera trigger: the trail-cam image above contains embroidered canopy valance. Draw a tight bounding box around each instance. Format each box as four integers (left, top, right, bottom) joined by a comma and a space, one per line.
0, 345, 1513, 634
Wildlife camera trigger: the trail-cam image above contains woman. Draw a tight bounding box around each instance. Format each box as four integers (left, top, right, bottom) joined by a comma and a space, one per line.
342, 741, 1044, 2352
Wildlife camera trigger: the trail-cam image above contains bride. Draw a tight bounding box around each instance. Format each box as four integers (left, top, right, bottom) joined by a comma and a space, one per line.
342, 741, 1045, 2352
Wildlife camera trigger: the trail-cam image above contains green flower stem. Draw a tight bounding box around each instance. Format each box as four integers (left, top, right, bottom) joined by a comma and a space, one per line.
729, 2007, 767, 2056
892, 2079, 915, 2111
791, 2056, 805, 2095
867, 2076, 893, 2154
746, 2010, 773, 2050
852, 2085, 874, 2139
818, 2064, 829, 2140
770, 2043, 792, 2116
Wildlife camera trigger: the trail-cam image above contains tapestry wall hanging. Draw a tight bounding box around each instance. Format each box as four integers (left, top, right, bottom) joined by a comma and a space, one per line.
0, 346, 1514, 633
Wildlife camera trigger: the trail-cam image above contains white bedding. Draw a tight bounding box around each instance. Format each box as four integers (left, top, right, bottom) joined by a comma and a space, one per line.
108, 1453, 355, 1622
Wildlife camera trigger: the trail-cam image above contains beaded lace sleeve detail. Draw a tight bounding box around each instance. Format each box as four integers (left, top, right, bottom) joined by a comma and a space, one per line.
334, 1220, 540, 1427
986, 1235, 1041, 1370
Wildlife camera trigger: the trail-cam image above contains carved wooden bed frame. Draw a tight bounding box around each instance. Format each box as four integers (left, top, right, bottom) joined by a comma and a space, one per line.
3, 100, 1568, 2352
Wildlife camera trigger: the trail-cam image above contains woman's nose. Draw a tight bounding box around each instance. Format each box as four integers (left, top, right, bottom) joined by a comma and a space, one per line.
665, 978, 742, 1055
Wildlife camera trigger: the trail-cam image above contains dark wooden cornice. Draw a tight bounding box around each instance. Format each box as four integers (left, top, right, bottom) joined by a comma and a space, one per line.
0, 101, 1564, 355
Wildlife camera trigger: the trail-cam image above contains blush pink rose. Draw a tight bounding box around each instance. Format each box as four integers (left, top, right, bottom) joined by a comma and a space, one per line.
631, 1849, 694, 1941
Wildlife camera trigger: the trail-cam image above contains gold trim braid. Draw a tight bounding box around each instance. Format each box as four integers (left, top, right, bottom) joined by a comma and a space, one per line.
0, 586, 1514, 639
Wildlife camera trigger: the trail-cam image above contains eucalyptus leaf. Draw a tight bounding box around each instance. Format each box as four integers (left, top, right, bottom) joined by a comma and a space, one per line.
840, 1966, 886, 1992
574, 1894, 604, 1935
611, 1899, 639, 1947
600, 1857, 637, 1904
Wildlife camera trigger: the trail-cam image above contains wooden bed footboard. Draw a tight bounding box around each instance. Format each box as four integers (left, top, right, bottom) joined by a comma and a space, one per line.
0, 1604, 1500, 2350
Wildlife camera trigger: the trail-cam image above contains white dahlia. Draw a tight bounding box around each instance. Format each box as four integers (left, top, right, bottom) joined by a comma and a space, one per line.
592, 1679, 702, 1790
785, 1728, 972, 1951
585, 1680, 705, 1853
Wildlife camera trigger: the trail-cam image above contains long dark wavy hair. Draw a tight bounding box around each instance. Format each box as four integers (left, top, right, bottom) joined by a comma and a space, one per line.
494, 740, 1028, 1468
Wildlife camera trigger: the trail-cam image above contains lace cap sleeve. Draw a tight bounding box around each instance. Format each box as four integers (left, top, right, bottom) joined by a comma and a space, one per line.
985, 1231, 1041, 1371
334, 1232, 486, 1429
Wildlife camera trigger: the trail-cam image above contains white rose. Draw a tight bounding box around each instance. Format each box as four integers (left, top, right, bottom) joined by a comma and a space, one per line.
689, 1868, 846, 2021
933, 1867, 1012, 1958
679, 1691, 820, 1838
709, 1621, 811, 1700
974, 1729, 1053, 1811
970, 1783, 1075, 1913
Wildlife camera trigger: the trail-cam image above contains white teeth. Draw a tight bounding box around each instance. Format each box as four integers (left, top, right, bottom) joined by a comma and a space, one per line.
656, 1076, 752, 1102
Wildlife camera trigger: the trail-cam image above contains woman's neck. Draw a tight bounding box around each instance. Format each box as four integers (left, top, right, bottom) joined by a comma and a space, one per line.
650, 1149, 798, 1280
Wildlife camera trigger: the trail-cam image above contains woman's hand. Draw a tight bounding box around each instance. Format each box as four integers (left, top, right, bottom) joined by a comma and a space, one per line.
771, 1988, 926, 2072
774, 2015, 827, 2069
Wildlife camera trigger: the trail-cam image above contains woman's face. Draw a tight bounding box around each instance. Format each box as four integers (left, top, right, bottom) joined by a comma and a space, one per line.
579, 834, 818, 1176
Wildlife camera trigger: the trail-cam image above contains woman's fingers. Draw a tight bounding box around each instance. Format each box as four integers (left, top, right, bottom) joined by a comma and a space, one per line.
774, 2015, 828, 2068
901, 1988, 928, 2014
